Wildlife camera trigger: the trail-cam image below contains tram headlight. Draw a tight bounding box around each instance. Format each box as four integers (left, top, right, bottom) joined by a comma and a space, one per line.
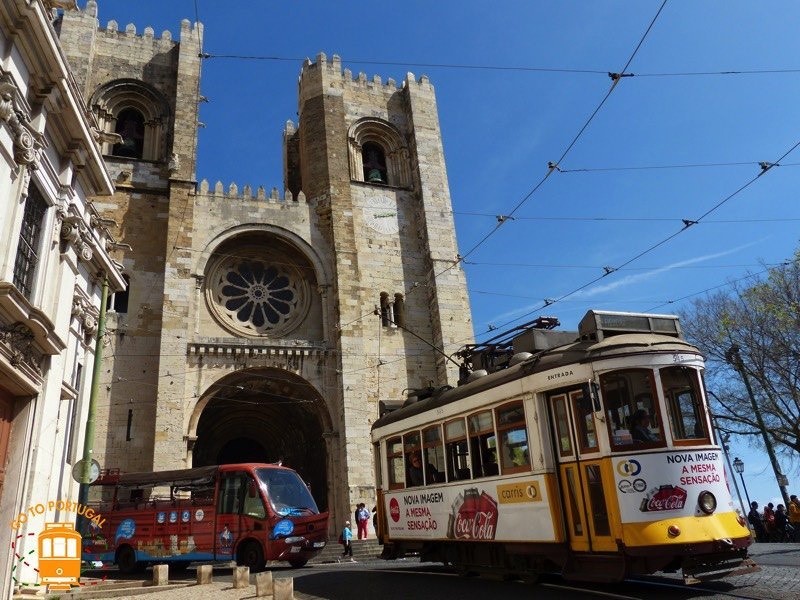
698, 490, 717, 514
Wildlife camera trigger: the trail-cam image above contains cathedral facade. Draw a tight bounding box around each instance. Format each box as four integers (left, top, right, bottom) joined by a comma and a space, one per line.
56, 0, 472, 534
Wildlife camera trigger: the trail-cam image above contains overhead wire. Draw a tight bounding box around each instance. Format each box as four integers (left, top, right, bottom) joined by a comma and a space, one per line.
202, 53, 800, 80
437, 0, 669, 272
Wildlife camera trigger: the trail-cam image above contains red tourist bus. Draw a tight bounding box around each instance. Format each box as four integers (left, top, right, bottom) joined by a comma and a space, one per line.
82, 463, 328, 573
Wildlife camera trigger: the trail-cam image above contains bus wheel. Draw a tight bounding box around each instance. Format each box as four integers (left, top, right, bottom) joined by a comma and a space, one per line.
117, 545, 145, 574
288, 559, 308, 568
237, 541, 265, 572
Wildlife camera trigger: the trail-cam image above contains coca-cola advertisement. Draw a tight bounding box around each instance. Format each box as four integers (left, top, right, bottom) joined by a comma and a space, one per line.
639, 485, 687, 512
448, 487, 499, 540
614, 451, 734, 523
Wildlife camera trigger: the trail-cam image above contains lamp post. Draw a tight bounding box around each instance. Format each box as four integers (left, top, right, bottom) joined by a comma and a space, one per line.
733, 457, 751, 508
725, 344, 790, 506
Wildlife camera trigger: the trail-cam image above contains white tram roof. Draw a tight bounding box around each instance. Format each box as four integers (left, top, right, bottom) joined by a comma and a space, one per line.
372, 330, 700, 433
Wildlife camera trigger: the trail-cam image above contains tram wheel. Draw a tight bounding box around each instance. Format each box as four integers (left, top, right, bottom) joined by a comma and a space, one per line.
288, 559, 308, 568
237, 540, 265, 572
117, 545, 145, 574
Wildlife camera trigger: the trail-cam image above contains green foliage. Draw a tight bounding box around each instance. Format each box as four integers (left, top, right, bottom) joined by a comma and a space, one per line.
679, 253, 800, 458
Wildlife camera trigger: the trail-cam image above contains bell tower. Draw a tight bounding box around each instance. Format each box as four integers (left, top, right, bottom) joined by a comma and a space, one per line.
58, 0, 203, 473
285, 54, 473, 512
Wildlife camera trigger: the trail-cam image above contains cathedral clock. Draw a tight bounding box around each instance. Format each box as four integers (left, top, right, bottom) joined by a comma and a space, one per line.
363, 195, 399, 235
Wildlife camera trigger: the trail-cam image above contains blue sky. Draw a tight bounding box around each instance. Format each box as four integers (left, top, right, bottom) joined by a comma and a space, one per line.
91, 1, 798, 505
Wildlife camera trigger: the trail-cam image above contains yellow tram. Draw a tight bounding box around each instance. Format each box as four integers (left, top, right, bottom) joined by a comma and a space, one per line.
38, 522, 82, 590
371, 310, 759, 583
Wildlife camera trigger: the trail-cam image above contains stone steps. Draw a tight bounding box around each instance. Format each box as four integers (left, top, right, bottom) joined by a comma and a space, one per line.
310, 537, 382, 563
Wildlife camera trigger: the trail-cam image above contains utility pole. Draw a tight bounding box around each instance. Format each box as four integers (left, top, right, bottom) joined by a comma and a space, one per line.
725, 344, 789, 506
77, 277, 108, 530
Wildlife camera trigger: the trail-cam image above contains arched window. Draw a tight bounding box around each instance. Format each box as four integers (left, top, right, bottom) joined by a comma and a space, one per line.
112, 109, 145, 158
90, 80, 170, 162
348, 118, 411, 188
362, 142, 388, 184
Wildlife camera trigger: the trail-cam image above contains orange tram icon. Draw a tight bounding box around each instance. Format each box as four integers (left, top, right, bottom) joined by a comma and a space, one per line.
38, 523, 82, 590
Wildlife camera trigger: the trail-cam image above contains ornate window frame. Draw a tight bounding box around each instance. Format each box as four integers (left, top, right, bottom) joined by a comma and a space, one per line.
89, 79, 170, 161
348, 118, 411, 188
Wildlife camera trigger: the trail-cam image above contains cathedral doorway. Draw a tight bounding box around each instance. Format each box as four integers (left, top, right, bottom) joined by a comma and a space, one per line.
190, 368, 330, 509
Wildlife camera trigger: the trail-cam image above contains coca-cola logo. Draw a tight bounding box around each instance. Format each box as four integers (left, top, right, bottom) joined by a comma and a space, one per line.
449, 489, 498, 540
389, 497, 400, 522
641, 485, 687, 512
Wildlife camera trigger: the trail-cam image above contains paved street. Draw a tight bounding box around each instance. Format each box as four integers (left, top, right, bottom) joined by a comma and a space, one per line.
45, 543, 800, 600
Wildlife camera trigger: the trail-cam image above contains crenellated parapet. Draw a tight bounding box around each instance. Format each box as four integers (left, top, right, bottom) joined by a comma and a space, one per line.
197, 179, 307, 204
96, 17, 202, 46
298, 52, 433, 104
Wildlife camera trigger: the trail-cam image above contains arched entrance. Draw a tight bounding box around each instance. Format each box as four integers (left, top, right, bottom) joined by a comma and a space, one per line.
190, 368, 330, 509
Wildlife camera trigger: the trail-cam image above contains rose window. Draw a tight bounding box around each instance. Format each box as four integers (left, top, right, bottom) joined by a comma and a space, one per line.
208, 253, 308, 336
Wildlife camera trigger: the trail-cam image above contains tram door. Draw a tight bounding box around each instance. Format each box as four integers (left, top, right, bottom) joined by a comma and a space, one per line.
549, 387, 615, 553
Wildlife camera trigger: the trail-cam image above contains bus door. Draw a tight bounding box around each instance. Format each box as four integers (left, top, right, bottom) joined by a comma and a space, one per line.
549, 387, 615, 553
215, 470, 264, 558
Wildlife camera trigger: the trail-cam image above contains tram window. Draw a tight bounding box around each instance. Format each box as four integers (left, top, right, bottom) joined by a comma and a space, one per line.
585, 464, 611, 536
445, 418, 471, 481
404, 431, 423, 487
469, 410, 498, 477
422, 426, 446, 483
495, 401, 530, 473
660, 366, 708, 441
552, 394, 573, 457
67, 537, 77, 557
374, 442, 383, 487
571, 389, 599, 453
53, 537, 66, 557
387, 437, 405, 490
601, 369, 663, 449
564, 467, 584, 536
41, 538, 52, 558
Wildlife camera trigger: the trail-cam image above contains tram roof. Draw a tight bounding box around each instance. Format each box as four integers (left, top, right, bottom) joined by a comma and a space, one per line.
373, 333, 701, 432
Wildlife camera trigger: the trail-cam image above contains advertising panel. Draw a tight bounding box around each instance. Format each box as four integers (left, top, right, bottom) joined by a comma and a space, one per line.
384, 475, 555, 542
613, 450, 734, 523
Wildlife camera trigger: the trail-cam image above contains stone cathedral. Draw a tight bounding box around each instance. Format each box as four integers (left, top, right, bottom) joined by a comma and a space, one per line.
58, 1, 472, 529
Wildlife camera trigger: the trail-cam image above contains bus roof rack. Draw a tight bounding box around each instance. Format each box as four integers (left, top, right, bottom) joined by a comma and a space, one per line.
94, 465, 219, 487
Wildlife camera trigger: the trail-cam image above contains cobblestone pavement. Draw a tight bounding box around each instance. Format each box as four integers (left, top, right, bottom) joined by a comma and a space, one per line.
36, 544, 800, 600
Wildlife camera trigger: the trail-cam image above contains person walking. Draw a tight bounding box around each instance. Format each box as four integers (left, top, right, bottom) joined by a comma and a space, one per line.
763, 502, 776, 541
774, 504, 790, 542
788, 494, 800, 542
356, 503, 370, 539
748, 501, 768, 543
340, 521, 355, 562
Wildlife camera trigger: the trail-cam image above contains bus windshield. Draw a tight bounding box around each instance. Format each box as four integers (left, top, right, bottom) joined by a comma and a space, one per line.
256, 468, 319, 516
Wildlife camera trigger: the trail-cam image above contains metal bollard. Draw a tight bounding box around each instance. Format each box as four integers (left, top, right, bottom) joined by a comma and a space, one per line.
232, 565, 250, 589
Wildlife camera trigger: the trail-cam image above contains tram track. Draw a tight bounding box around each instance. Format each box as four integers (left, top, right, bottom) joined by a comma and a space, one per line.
541, 575, 779, 600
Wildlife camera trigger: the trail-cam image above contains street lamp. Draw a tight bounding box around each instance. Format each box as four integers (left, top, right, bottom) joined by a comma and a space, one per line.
733, 457, 751, 508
